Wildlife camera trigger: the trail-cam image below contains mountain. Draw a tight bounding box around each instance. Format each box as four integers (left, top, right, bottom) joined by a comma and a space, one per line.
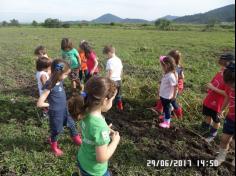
159, 15, 179, 21
91, 13, 123, 23
174, 4, 235, 24
91, 13, 150, 24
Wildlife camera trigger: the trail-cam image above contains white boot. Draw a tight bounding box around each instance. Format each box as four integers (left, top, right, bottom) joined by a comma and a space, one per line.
216, 148, 227, 166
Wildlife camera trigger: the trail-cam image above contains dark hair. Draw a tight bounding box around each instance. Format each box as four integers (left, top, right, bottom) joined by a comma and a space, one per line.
36, 57, 51, 71
223, 62, 235, 86
79, 41, 92, 59
47, 59, 70, 89
34, 45, 47, 56
160, 56, 176, 73
61, 38, 73, 51
68, 77, 117, 120
219, 53, 235, 67
103, 45, 115, 55
168, 50, 182, 66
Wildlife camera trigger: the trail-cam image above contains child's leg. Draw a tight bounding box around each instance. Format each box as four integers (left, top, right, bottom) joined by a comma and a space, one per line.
206, 113, 221, 142
79, 70, 83, 82
72, 80, 77, 89
216, 118, 235, 165
48, 110, 64, 156
65, 110, 82, 145
171, 100, 183, 118
115, 81, 123, 110
159, 97, 172, 129
202, 106, 213, 130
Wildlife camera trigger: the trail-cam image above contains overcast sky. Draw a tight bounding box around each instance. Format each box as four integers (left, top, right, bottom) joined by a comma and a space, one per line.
0, 0, 235, 22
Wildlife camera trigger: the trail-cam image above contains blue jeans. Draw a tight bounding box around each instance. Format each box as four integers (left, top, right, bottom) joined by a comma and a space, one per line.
78, 162, 111, 176
160, 97, 179, 120
48, 108, 78, 142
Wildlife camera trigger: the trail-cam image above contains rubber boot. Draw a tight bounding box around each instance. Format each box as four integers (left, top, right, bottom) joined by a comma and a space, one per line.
72, 135, 82, 146
155, 100, 163, 113
51, 141, 63, 157
117, 100, 124, 111
174, 107, 183, 119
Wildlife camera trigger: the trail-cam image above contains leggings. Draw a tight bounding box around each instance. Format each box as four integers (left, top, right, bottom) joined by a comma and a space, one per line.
160, 97, 179, 120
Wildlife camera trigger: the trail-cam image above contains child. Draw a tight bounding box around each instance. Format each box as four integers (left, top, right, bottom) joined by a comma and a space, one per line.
216, 62, 235, 166
34, 45, 49, 59
103, 45, 124, 111
159, 56, 179, 128
61, 38, 82, 91
202, 53, 235, 143
36, 57, 51, 117
154, 50, 184, 118
68, 77, 120, 176
79, 41, 99, 80
36, 57, 51, 96
37, 59, 82, 157
78, 41, 89, 83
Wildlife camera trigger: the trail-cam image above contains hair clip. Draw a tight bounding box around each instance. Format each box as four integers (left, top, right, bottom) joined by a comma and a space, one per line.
55, 63, 64, 71
81, 92, 87, 98
160, 56, 166, 62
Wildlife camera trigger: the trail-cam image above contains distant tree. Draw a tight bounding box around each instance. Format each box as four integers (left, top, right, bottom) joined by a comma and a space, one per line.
2, 21, 8, 26
203, 19, 219, 32
43, 18, 61, 28
9, 19, 20, 26
62, 23, 70, 28
32, 20, 38, 27
155, 19, 172, 30
110, 22, 115, 26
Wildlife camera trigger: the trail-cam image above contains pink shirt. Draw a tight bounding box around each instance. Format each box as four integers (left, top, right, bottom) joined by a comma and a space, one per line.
203, 70, 226, 112
225, 86, 235, 121
87, 51, 99, 73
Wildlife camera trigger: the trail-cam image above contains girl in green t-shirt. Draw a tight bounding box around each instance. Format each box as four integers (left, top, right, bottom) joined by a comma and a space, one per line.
61, 38, 82, 92
68, 77, 120, 176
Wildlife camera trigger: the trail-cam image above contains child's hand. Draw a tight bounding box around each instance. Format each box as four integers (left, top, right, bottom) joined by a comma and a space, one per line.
206, 83, 214, 90
217, 111, 225, 119
109, 124, 115, 135
110, 131, 120, 143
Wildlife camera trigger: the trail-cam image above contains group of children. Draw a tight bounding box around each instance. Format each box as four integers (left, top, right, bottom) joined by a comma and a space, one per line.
34, 40, 123, 175
34, 40, 235, 175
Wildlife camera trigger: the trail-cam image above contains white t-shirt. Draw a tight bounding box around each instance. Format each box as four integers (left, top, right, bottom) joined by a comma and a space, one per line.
106, 55, 123, 81
159, 72, 178, 99
36, 71, 50, 96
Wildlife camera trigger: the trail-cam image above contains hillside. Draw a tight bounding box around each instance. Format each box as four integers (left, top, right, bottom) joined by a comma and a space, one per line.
91, 13, 149, 24
174, 4, 235, 23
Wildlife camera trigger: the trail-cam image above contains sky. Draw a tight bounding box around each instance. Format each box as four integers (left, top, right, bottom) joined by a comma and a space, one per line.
0, 0, 235, 22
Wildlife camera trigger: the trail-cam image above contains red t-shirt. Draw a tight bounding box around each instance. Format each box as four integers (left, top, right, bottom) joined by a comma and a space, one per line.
203, 70, 226, 112
225, 86, 235, 121
87, 51, 99, 73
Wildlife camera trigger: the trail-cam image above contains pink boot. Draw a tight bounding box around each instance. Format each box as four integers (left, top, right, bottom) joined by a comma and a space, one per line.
51, 142, 63, 157
174, 108, 183, 119
159, 121, 170, 129
72, 135, 82, 146
117, 100, 124, 111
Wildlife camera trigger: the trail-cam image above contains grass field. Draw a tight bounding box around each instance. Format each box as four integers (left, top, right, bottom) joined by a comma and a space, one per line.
0, 26, 235, 176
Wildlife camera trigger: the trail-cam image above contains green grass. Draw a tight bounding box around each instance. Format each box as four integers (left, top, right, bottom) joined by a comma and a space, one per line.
0, 27, 235, 176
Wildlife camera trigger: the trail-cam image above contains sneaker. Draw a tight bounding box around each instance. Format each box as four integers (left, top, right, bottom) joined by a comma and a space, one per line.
205, 136, 216, 143
216, 148, 227, 166
159, 121, 170, 129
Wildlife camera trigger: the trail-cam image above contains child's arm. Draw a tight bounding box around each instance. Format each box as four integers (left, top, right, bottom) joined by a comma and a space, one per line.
96, 131, 120, 163
90, 57, 98, 75
107, 69, 113, 79
207, 83, 227, 97
179, 71, 185, 79
77, 54, 82, 66
220, 94, 230, 113
40, 75, 48, 86
37, 90, 50, 108
172, 85, 178, 100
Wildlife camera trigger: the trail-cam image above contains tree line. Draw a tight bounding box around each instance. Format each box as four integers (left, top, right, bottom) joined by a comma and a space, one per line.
0, 18, 71, 28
